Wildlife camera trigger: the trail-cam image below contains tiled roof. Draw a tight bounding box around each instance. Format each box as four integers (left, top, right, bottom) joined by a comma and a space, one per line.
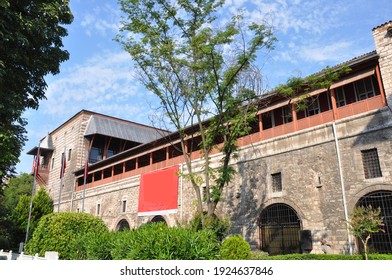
372, 20, 392, 31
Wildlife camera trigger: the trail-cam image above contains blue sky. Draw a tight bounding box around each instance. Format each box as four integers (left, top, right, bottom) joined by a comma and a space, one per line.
16, 0, 392, 174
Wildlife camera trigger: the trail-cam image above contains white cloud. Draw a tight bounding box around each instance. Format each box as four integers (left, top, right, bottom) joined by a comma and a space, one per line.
299, 41, 354, 63
80, 4, 121, 37
43, 50, 156, 122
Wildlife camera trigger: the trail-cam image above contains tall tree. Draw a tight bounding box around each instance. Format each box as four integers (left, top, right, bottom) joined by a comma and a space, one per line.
117, 0, 276, 220
0, 172, 33, 248
12, 187, 53, 246
0, 0, 73, 180
2, 172, 33, 210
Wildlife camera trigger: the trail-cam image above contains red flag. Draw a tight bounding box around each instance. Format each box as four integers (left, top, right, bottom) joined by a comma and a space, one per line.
60, 153, 66, 179
33, 153, 40, 176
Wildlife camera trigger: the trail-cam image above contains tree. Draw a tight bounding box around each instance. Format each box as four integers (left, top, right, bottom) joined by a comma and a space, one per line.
0, 186, 10, 248
11, 187, 53, 247
25, 212, 108, 259
0, 172, 33, 248
0, 0, 73, 181
2, 172, 33, 210
349, 205, 385, 260
117, 0, 276, 221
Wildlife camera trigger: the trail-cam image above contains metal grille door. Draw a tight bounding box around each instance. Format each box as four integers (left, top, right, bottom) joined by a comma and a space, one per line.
259, 204, 301, 255
357, 190, 392, 253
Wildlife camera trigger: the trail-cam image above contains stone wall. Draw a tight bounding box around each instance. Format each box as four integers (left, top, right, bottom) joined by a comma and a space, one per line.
58, 107, 392, 254
373, 21, 392, 105
216, 107, 392, 253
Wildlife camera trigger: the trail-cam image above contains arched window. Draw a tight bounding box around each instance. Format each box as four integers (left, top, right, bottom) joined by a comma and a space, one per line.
356, 190, 392, 253
150, 215, 167, 225
259, 203, 301, 255
116, 219, 130, 231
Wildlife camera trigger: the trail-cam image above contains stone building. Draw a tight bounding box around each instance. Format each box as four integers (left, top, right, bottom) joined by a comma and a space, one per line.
28, 21, 392, 255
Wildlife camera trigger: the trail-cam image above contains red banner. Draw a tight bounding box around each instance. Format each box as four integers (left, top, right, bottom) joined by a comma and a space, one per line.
138, 166, 179, 216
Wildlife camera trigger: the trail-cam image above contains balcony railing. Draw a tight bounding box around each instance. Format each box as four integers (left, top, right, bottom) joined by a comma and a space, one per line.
76, 93, 386, 191
31, 165, 49, 186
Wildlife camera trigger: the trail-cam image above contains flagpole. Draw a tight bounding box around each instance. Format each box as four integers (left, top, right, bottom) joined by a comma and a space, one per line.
25, 143, 40, 246
82, 149, 89, 212
57, 146, 66, 212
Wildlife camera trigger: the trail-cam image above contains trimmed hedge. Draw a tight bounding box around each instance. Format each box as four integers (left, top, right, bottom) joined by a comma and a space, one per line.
251, 252, 392, 260
24, 212, 108, 259
220, 235, 251, 260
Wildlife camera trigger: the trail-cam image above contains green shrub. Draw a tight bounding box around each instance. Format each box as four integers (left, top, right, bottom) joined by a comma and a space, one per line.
24, 212, 108, 259
250, 252, 392, 260
187, 213, 231, 241
68, 230, 114, 260
111, 222, 220, 260
367, 254, 392, 260
220, 235, 251, 260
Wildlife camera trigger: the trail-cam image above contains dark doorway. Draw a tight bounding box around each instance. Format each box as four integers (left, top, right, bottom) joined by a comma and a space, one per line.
259, 203, 301, 255
356, 190, 392, 253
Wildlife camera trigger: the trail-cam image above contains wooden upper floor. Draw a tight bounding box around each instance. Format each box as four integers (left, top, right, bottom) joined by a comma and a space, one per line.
74, 53, 388, 191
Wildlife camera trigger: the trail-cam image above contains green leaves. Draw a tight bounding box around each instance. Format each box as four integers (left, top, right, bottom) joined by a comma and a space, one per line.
0, 0, 73, 180
275, 65, 351, 112
220, 235, 251, 259
349, 205, 384, 259
349, 205, 384, 238
117, 0, 275, 218
24, 212, 108, 259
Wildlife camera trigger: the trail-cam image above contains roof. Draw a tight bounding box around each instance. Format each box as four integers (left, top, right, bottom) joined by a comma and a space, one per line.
75, 49, 383, 175
26, 134, 54, 155
84, 114, 168, 143
372, 20, 392, 31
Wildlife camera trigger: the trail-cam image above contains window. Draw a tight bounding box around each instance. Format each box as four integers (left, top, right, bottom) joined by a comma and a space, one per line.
107, 139, 121, 159
68, 148, 72, 161
282, 105, 292, 124
122, 199, 127, 213
355, 77, 375, 101
306, 98, 320, 116
89, 135, 105, 163
96, 203, 101, 216
361, 148, 382, 179
90, 146, 103, 163
271, 172, 282, 193
335, 87, 346, 107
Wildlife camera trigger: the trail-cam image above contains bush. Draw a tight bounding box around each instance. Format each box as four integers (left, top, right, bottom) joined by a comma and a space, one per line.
68, 231, 114, 260
111, 222, 220, 260
24, 212, 108, 259
220, 235, 251, 260
249, 253, 392, 260
187, 213, 231, 241
367, 254, 392, 260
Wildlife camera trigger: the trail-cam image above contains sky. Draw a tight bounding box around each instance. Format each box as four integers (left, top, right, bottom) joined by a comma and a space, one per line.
16, 0, 392, 174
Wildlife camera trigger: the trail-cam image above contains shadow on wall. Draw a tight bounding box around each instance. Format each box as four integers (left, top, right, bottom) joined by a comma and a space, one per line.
224, 158, 268, 249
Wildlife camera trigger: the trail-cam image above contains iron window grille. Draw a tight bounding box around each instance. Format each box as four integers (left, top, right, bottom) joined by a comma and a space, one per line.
361, 148, 382, 179
272, 172, 282, 193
